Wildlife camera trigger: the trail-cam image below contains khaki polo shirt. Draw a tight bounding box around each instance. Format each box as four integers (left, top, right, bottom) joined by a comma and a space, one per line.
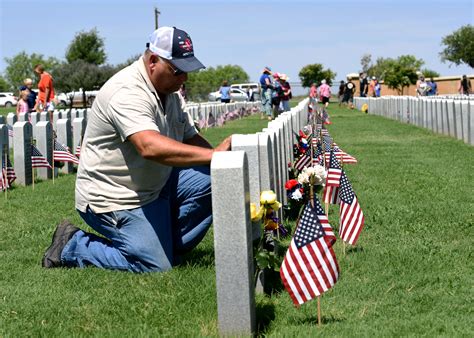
75, 57, 197, 213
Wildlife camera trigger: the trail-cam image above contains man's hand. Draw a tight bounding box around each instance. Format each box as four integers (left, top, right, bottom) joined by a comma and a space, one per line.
215, 135, 232, 152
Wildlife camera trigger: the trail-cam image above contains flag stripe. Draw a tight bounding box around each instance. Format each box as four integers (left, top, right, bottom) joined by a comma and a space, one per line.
280, 199, 339, 306
281, 259, 304, 305
291, 243, 320, 299
340, 196, 364, 245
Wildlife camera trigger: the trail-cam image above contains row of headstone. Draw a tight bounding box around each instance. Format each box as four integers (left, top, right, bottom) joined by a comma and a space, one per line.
0, 116, 87, 186
210, 98, 309, 336
184, 101, 260, 129
1, 102, 258, 187
424, 94, 474, 101
354, 96, 474, 145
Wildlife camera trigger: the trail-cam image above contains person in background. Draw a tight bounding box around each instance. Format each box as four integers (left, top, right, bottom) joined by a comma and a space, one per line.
458, 75, 471, 96
34, 64, 55, 119
342, 77, 356, 109
416, 75, 429, 96
219, 80, 231, 103
271, 72, 283, 118
374, 79, 381, 97
246, 87, 254, 101
19, 78, 37, 112
41, 26, 232, 273
368, 76, 376, 97
279, 74, 292, 112
338, 80, 345, 106
259, 66, 274, 120
179, 83, 187, 101
318, 79, 331, 108
427, 78, 438, 96
16, 90, 29, 117
309, 82, 318, 110
359, 72, 368, 97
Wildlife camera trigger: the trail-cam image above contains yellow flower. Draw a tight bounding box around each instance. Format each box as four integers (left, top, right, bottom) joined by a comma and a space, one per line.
260, 190, 276, 204
260, 190, 282, 210
250, 203, 264, 222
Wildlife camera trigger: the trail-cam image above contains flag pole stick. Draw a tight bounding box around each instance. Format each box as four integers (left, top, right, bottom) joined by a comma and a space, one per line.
317, 296, 321, 327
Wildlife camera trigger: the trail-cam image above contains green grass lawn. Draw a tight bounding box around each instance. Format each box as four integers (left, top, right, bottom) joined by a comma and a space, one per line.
0, 106, 16, 118
1, 104, 473, 336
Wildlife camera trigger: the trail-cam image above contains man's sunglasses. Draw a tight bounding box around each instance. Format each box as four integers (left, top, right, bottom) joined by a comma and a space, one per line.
161, 57, 186, 76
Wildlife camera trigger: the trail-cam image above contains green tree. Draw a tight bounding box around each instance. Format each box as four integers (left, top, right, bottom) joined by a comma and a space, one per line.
52, 60, 113, 107
367, 57, 394, 80
420, 68, 440, 79
186, 65, 249, 101
383, 55, 424, 95
0, 75, 12, 91
298, 64, 336, 88
4, 51, 60, 89
440, 25, 474, 68
114, 54, 141, 72
360, 53, 372, 73
66, 28, 106, 65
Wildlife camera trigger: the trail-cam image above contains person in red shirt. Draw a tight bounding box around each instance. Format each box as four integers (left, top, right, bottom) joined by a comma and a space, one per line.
34, 64, 55, 118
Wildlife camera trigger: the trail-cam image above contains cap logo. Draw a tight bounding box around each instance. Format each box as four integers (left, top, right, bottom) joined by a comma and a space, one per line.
179, 38, 193, 52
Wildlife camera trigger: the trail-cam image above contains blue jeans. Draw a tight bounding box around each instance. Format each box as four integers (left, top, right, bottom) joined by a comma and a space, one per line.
261, 88, 273, 116
61, 166, 212, 273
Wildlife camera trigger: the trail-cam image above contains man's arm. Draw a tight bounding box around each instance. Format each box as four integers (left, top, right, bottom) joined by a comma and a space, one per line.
128, 130, 231, 167
184, 133, 213, 149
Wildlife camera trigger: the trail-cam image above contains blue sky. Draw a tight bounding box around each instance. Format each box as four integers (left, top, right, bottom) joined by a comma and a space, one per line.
1, 0, 473, 88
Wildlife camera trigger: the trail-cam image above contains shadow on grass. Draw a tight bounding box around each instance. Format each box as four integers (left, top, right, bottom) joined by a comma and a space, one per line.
346, 246, 364, 254
256, 301, 276, 335
296, 314, 345, 325
258, 269, 285, 295
181, 247, 215, 268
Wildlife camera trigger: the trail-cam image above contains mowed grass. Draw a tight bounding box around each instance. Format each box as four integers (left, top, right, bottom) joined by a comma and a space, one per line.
1, 104, 473, 336
0, 107, 15, 118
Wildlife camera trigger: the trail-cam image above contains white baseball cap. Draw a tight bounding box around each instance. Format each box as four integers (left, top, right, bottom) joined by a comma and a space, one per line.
147, 26, 205, 73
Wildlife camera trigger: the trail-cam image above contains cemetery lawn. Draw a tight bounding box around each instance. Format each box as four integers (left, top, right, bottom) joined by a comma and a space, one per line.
1, 105, 473, 336
0, 107, 16, 118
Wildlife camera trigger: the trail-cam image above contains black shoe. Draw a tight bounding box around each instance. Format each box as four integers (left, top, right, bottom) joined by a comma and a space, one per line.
42, 220, 79, 268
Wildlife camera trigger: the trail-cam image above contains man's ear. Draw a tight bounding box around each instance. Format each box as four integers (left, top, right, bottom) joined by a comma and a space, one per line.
150, 54, 159, 65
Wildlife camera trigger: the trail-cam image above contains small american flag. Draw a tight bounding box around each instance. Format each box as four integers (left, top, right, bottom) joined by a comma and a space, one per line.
0, 166, 8, 191
312, 141, 324, 166
31, 144, 52, 168
280, 198, 339, 306
75, 145, 81, 158
338, 171, 365, 245
7, 124, 14, 138
333, 144, 357, 164
2, 155, 16, 185
323, 185, 339, 205
323, 144, 358, 165
322, 135, 333, 152
53, 140, 80, 165
294, 153, 311, 171
326, 151, 342, 186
